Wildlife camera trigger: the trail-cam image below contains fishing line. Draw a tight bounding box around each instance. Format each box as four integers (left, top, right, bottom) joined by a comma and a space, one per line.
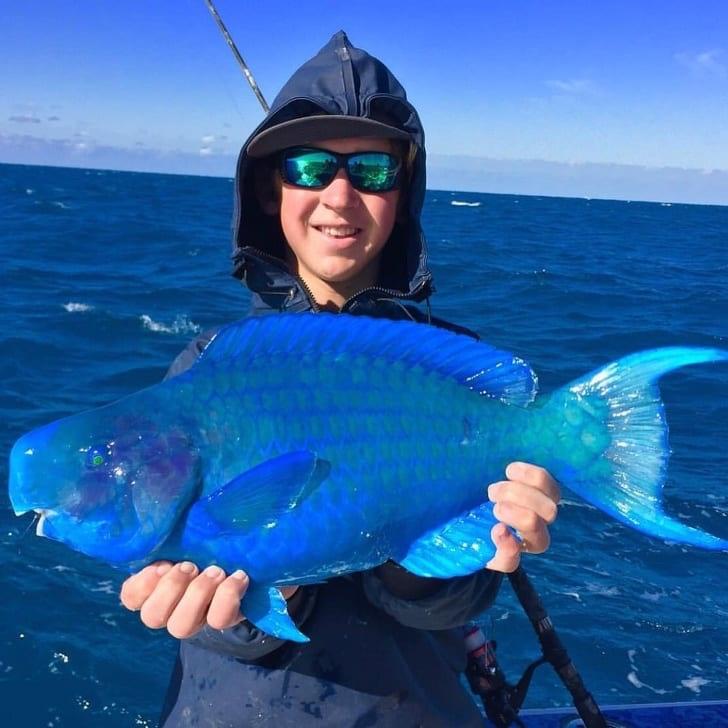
19, 512, 40, 542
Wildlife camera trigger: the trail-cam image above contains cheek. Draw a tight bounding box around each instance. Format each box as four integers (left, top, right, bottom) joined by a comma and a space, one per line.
367, 194, 399, 239
279, 188, 313, 228
62, 472, 116, 518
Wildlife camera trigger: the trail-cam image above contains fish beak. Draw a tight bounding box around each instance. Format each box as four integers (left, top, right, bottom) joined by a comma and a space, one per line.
35, 509, 49, 536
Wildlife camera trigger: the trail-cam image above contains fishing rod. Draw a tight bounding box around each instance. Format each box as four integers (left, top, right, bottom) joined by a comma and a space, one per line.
202, 4, 608, 725
203, 0, 270, 113
507, 567, 608, 727
464, 568, 609, 727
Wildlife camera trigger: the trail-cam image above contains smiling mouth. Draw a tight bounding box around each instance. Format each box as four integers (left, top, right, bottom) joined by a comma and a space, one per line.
314, 225, 361, 238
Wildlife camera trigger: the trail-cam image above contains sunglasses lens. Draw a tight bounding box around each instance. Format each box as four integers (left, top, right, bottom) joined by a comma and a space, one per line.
348, 153, 400, 192
282, 150, 337, 188
281, 149, 401, 191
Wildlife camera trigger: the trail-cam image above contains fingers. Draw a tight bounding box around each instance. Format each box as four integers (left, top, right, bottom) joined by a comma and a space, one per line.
505, 461, 560, 510
165, 565, 232, 638
120, 561, 250, 639
490, 499, 552, 553
138, 561, 201, 632
487, 462, 560, 557
120, 561, 173, 611
206, 571, 249, 631
486, 523, 521, 573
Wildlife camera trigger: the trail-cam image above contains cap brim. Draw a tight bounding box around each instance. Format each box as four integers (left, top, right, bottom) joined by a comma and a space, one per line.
247, 115, 410, 158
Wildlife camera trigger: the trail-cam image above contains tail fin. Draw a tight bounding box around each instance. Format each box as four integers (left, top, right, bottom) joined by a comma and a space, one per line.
550, 347, 728, 550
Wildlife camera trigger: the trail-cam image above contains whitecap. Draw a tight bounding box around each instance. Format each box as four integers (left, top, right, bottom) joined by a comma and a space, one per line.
639, 590, 664, 602
90, 579, 116, 595
450, 200, 481, 207
626, 670, 668, 694
63, 302, 93, 313
681, 676, 709, 693
626, 649, 668, 694
25, 188, 34, 195
586, 583, 619, 597
140, 314, 201, 335
48, 651, 70, 674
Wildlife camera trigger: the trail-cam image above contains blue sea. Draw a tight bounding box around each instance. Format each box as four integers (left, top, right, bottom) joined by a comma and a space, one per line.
1, 162, 727, 726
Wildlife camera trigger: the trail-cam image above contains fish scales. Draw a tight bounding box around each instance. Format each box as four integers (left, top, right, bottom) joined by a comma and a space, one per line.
8, 313, 728, 641
176, 347, 494, 583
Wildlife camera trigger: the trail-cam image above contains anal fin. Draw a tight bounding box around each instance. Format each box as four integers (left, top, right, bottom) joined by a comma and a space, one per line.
242, 582, 309, 643
399, 502, 497, 578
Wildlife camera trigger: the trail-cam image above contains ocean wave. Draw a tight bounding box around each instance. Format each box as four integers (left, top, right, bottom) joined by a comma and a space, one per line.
140, 314, 201, 335
32, 200, 71, 212
681, 676, 709, 693
450, 200, 481, 207
62, 302, 93, 313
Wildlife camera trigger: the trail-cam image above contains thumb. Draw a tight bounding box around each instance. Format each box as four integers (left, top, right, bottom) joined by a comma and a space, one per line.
485, 523, 521, 574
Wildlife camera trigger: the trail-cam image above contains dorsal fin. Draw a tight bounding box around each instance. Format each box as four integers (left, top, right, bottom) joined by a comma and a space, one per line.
198, 313, 537, 405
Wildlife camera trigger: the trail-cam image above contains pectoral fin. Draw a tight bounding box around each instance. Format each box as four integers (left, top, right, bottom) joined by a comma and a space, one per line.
398, 502, 498, 578
242, 582, 309, 643
186, 450, 330, 535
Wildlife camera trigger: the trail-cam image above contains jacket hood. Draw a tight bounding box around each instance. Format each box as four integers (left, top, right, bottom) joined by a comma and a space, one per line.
230, 31, 433, 312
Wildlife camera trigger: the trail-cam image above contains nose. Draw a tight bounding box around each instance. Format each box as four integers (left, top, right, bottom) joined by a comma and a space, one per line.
320, 169, 360, 210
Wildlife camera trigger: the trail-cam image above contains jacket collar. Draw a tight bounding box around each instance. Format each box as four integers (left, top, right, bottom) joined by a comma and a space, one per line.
237, 246, 432, 316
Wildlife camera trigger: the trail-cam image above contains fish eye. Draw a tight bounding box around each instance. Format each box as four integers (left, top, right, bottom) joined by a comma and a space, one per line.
86, 445, 111, 468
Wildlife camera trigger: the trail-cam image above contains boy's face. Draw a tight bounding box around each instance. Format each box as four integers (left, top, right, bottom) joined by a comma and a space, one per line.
275, 137, 401, 304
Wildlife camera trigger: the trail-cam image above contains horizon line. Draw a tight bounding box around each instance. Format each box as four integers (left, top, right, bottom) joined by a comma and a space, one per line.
1, 157, 726, 209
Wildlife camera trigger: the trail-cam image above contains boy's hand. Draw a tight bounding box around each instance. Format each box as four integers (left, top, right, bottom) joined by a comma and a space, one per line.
120, 563, 300, 639
485, 461, 561, 573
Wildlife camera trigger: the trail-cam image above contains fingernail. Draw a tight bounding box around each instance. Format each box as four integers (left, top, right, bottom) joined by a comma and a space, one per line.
231, 569, 248, 582
204, 565, 223, 579
179, 562, 197, 575
487, 483, 497, 501
505, 462, 523, 479
156, 563, 172, 576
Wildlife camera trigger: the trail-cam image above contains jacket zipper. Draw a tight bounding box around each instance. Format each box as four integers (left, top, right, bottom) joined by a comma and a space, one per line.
243, 247, 428, 314
244, 247, 321, 312
341, 280, 427, 312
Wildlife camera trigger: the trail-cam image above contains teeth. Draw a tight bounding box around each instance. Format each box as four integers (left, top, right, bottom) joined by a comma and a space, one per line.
35, 509, 48, 536
318, 226, 358, 238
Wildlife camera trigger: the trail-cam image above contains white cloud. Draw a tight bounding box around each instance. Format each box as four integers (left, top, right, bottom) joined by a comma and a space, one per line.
546, 78, 596, 95
201, 134, 216, 144
9, 115, 42, 124
0, 132, 238, 176
199, 146, 213, 156
675, 49, 726, 78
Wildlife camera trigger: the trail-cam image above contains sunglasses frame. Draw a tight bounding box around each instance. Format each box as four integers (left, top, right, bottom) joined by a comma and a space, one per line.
279, 146, 402, 193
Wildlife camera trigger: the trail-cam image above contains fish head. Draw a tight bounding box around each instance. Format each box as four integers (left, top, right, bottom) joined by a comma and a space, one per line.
9, 407, 200, 565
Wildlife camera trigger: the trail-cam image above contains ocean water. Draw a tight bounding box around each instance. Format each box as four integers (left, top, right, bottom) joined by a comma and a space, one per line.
1, 162, 727, 726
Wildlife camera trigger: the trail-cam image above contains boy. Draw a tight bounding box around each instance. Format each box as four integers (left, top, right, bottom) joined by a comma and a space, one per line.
122, 32, 559, 726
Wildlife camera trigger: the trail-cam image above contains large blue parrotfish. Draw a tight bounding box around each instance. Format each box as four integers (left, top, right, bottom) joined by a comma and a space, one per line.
8, 314, 728, 641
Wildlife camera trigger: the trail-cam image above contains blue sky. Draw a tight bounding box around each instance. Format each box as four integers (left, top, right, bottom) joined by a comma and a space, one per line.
2, 1, 728, 202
